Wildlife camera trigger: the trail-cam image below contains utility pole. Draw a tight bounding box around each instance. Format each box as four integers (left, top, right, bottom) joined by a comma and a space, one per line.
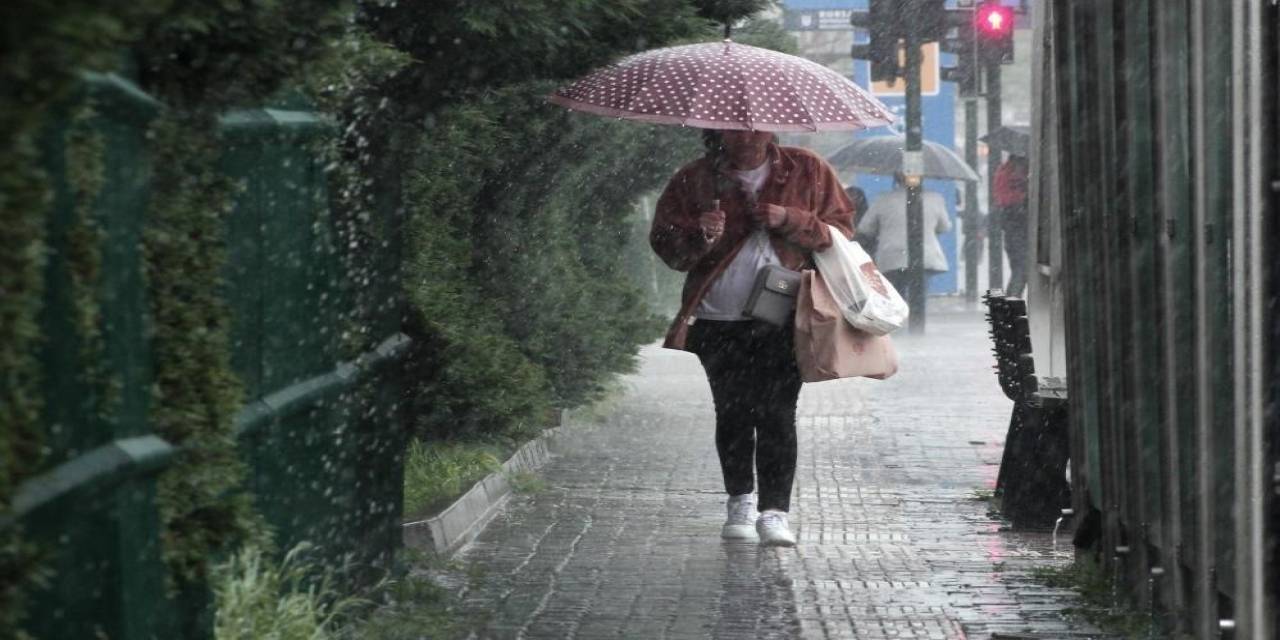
941, 1, 981, 306
973, 1, 1015, 292
903, 31, 927, 335
985, 58, 1003, 291
964, 96, 981, 305
851, 0, 946, 334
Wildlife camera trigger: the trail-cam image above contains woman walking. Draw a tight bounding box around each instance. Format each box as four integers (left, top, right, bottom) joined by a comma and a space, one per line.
648, 130, 854, 546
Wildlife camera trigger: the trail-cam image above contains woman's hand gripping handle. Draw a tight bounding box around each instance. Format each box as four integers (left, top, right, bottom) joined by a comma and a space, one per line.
699, 198, 726, 246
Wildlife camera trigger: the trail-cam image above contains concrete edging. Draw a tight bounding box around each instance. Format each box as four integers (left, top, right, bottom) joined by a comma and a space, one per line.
401, 424, 565, 557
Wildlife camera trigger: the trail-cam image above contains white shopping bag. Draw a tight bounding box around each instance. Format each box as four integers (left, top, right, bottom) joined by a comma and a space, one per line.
812, 225, 909, 335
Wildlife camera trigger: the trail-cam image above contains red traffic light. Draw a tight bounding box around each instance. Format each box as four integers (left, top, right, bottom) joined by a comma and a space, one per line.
976, 3, 1014, 37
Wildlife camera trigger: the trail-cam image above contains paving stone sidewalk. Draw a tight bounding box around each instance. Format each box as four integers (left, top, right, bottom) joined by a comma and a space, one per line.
441, 310, 1109, 639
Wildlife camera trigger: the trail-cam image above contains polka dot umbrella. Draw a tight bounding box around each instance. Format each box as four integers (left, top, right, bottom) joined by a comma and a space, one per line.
549, 40, 895, 132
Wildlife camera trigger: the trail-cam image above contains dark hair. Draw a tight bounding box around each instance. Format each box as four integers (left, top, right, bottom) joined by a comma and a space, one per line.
702, 130, 730, 199
844, 185, 868, 219
702, 129, 726, 165
701, 129, 781, 157
701, 129, 724, 154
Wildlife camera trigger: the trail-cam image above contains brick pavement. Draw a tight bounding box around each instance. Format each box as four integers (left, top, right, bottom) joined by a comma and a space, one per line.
439, 310, 1109, 639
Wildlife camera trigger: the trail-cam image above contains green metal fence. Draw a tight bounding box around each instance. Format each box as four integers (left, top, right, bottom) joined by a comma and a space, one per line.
12, 73, 408, 639
1034, 2, 1275, 637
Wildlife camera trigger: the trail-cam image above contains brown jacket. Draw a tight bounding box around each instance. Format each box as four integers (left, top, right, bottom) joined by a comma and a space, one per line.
650, 144, 854, 350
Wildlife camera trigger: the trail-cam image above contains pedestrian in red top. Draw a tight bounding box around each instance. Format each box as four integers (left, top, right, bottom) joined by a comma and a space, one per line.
993, 153, 1030, 296
649, 130, 854, 547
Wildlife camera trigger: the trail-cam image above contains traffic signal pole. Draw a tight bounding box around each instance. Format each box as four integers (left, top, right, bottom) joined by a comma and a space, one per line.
851, 0, 967, 333
985, 59, 1003, 291
963, 97, 980, 306
940, 2, 980, 307
904, 33, 927, 335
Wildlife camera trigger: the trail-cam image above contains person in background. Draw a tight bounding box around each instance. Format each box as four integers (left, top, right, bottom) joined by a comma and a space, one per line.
649, 129, 853, 547
844, 185, 874, 257
993, 153, 1030, 296
855, 172, 952, 302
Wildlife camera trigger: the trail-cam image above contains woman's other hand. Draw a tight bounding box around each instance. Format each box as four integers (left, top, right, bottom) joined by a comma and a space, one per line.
752, 202, 789, 229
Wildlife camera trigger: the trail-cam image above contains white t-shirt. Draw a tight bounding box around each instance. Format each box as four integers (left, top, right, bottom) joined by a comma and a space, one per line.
695, 161, 781, 321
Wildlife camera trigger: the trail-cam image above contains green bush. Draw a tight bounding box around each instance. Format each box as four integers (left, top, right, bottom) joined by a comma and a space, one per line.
144, 115, 264, 583
126, 0, 346, 588
358, 0, 706, 116
399, 82, 702, 440
393, 17, 796, 441
2, 1, 798, 635
0, 4, 174, 634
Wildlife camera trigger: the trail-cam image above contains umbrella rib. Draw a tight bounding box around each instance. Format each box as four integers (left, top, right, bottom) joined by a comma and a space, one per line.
690, 44, 751, 130
739, 59, 758, 131
683, 52, 718, 128
619, 60, 671, 120
773, 60, 820, 132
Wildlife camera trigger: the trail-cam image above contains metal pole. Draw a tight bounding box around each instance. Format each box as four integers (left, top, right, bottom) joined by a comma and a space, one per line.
964, 96, 981, 306
905, 31, 926, 335
985, 59, 1004, 291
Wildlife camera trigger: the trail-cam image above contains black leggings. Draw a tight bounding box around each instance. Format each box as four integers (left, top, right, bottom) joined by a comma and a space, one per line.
1001, 204, 1029, 297
687, 319, 803, 512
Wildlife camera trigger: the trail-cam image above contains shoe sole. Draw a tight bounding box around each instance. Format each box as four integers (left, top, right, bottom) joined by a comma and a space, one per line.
721, 524, 759, 539
759, 535, 796, 547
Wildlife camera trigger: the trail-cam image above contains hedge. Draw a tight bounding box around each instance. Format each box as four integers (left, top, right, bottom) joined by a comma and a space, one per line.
1, 1, 793, 634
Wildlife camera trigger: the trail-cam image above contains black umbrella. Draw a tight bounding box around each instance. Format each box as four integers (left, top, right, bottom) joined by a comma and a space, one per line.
980, 125, 1030, 156
828, 135, 980, 182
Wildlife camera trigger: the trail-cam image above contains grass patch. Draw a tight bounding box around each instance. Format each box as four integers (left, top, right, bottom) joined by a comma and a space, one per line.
969, 488, 996, 502
968, 487, 1003, 517
1029, 559, 1156, 638
505, 470, 547, 495
402, 439, 506, 517
212, 543, 367, 640
212, 542, 480, 640
342, 573, 463, 640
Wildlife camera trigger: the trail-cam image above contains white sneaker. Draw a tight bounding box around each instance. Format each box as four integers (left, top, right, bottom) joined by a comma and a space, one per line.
756, 510, 796, 547
722, 494, 759, 539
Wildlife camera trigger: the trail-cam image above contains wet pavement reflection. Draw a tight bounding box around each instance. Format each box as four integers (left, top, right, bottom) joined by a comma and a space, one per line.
437, 309, 1110, 639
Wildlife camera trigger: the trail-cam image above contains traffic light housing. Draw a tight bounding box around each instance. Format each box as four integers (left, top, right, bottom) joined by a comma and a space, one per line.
850, 0, 948, 83
849, 0, 900, 82
939, 5, 977, 96
975, 2, 1015, 64
940, 36, 978, 96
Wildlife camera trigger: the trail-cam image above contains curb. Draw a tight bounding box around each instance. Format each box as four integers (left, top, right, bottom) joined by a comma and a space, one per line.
401, 422, 566, 557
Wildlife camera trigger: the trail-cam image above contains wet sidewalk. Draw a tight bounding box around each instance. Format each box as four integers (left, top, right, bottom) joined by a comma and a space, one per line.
443, 309, 1106, 639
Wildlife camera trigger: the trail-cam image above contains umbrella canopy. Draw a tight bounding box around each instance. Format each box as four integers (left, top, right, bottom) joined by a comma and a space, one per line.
828, 135, 980, 182
980, 125, 1030, 156
549, 40, 894, 132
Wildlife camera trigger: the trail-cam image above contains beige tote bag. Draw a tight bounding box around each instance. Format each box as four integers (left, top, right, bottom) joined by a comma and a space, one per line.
794, 269, 899, 382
